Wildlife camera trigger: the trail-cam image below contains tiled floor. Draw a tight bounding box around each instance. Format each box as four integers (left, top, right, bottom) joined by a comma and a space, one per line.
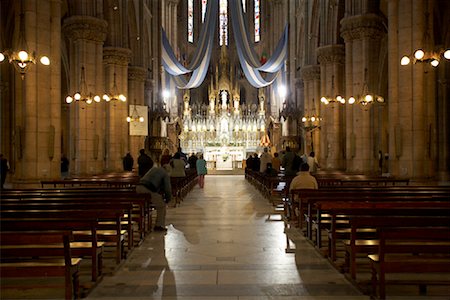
86, 176, 449, 300
87, 175, 367, 300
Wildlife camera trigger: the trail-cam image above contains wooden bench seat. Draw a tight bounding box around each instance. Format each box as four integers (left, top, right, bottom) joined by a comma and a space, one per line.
1, 209, 126, 265
369, 227, 450, 299
342, 216, 450, 280
0, 230, 82, 300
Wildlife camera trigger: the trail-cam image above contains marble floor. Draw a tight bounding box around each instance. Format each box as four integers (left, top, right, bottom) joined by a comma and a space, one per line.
86, 176, 449, 300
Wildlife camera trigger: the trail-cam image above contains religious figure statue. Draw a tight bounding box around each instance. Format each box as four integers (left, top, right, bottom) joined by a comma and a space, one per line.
233, 97, 239, 114
209, 97, 215, 114
221, 91, 228, 110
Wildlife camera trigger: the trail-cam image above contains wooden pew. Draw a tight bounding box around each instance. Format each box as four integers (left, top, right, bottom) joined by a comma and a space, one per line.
1, 209, 126, 265
1, 218, 103, 282
1, 192, 148, 244
343, 215, 450, 281
369, 227, 450, 299
312, 199, 450, 249
0, 230, 82, 300
290, 187, 450, 231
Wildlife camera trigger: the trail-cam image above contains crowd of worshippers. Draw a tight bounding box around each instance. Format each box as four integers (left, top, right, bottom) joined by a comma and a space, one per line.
122, 147, 205, 178
246, 147, 319, 177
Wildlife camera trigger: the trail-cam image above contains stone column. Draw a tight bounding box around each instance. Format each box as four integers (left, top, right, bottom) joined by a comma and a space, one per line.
341, 14, 386, 173
388, 0, 438, 179
300, 65, 321, 158
103, 47, 131, 171
128, 66, 148, 159
12, 0, 62, 185
317, 45, 346, 170
63, 16, 107, 175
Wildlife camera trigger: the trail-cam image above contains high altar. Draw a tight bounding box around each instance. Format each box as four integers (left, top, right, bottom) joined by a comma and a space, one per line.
179, 45, 268, 170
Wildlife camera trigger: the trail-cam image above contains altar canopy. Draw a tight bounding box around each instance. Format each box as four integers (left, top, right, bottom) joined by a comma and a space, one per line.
161, 0, 288, 89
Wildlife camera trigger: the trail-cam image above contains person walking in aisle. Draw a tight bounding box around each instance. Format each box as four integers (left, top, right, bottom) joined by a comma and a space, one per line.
196, 154, 207, 188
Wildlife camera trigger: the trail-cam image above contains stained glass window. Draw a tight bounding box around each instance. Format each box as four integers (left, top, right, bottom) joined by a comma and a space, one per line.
255, 0, 260, 42
202, 0, 207, 23
188, 0, 194, 43
219, 0, 228, 46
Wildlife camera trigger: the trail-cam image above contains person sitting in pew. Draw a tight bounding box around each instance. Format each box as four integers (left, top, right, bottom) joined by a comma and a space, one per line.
288, 163, 318, 223
289, 163, 318, 191
136, 165, 172, 232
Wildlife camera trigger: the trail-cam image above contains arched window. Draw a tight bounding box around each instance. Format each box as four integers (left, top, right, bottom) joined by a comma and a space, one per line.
255, 0, 260, 42
219, 0, 228, 46
188, 0, 194, 43
202, 0, 207, 23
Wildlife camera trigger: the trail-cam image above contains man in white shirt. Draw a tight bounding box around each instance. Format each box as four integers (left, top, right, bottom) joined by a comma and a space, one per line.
289, 163, 318, 191
259, 147, 273, 173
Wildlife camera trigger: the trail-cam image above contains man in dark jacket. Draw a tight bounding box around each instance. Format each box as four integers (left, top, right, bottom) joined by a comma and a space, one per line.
137, 149, 153, 177
136, 166, 172, 231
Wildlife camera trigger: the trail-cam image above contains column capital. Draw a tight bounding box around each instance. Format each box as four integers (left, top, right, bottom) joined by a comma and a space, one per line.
317, 44, 345, 65
167, 0, 179, 6
103, 47, 132, 66
341, 14, 386, 42
128, 66, 148, 82
300, 65, 320, 81
62, 16, 108, 43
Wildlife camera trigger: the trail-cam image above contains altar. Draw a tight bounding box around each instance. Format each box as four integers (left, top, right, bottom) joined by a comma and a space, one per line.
178, 42, 267, 171
204, 146, 244, 170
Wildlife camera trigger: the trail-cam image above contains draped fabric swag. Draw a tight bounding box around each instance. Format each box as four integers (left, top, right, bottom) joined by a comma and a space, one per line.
161, 0, 288, 89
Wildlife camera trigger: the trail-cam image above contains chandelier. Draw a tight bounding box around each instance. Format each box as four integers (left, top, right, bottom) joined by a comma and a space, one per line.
65, 66, 101, 104
103, 72, 126, 102
347, 68, 384, 108
302, 98, 322, 131
0, 9, 50, 79
127, 100, 144, 123
400, 12, 450, 67
320, 75, 346, 105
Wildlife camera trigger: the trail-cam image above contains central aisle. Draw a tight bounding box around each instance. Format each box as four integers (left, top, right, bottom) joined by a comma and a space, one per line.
88, 175, 367, 299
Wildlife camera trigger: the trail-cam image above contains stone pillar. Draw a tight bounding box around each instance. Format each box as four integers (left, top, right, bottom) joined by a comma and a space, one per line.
388, 0, 438, 179
128, 66, 148, 159
103, 47, 131, 171
317, 45, 346, 170
341, 14, 386, 173
63, 16, 108, 175
12, 0, 62, 185
300, 65, 321, 158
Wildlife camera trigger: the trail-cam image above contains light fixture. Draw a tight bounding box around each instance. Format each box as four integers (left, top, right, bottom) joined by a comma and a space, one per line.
103, 72, 126, 102
400, 11, 449, 67
127, 100, 145, 123
0, 8, 50, 79
320, 75, 346, 105
302, 98, 322, 130
65, 66, 101, 104
347, 68, 384, 108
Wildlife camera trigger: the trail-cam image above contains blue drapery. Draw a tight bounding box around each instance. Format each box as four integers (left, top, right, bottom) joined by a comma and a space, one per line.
161, 0, 287, 89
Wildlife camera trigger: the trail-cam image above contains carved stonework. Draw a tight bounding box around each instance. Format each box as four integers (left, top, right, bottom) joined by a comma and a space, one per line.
128, 66, 148, 82
317, 45, 345, 65
103, 47, 132, 66
62, 16, 108, 43
300, 65, 320, 81
341, 14, 386, 42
